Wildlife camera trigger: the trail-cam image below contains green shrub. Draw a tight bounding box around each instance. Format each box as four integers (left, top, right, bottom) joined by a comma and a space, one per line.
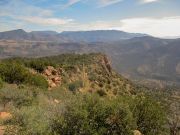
129, 95, 167, 135
97, 89, 107, 96
68, 80, 83, 92
0, 62, 48, 89
0, 62, 29, 84
51, 94, 136, 135
0, 88, 35, 109
25, 60, 55, 72
27, 74, 48, 89
5, 106, 50, 135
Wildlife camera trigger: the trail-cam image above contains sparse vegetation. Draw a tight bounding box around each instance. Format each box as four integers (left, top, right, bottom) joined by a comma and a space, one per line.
0, 54, 175, 135
1, 88, 168, 135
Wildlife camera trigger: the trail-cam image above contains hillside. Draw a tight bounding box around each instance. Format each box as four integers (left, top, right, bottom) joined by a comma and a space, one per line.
0, 53, 136, 95
0, 53, 173, 135
102, 37, 180, 88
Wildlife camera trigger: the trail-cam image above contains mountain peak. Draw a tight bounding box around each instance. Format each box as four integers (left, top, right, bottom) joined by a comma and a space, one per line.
5, 29, 26, 33
0, 29, 28, 40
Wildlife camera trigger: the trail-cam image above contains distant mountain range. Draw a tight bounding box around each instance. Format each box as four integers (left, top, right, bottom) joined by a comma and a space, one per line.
0, 29, 179, 88
59, 30, 148, 42
0, 29, 68, 42
0, 29, 148, 42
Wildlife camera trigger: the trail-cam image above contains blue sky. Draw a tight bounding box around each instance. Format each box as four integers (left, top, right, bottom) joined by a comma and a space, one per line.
0, 0, 180, 37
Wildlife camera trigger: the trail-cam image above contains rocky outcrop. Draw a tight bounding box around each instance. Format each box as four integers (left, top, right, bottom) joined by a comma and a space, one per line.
43, 66, 62, 89
133, 130, 142, 135
100, 55, 112, 74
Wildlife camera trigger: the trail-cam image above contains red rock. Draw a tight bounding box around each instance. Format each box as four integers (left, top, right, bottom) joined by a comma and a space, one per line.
0, 112, 12, 120
44, 69, 51, 76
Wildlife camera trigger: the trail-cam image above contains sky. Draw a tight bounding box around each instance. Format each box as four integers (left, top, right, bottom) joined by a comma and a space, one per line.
0, 0, 180, 37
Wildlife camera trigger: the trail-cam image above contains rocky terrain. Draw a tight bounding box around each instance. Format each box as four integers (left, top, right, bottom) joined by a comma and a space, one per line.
43, 66, 62, 89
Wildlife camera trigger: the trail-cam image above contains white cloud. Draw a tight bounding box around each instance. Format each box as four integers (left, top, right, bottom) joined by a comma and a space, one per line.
0, 0, 53, 17
98, 0, 123, 7
140, 0, 159, 4
17, 16, 74, 26
64, 0, 123, 8
0, 0, 74, 28
120, 16, 180, 37
64, 0, 159, 8
67, 20, 122, 31
63, 0, 81, 8
58, 16, 180, 37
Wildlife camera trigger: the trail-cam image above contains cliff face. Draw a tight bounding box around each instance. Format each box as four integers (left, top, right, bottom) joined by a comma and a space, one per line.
100, 55, 112, 74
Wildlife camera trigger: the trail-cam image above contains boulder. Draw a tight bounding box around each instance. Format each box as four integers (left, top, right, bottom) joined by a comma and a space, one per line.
133, 130, 142, 135
49, 82, 56, 88
43, 66, 62, 89
47, 66, 54, 71
0, 112, 12, 120
52, 77, 61, 82
54, 99, 60, 104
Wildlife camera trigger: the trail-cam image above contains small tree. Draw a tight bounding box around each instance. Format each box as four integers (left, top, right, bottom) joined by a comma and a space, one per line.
0, 62, 29, 84
68, 80, 83, 92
